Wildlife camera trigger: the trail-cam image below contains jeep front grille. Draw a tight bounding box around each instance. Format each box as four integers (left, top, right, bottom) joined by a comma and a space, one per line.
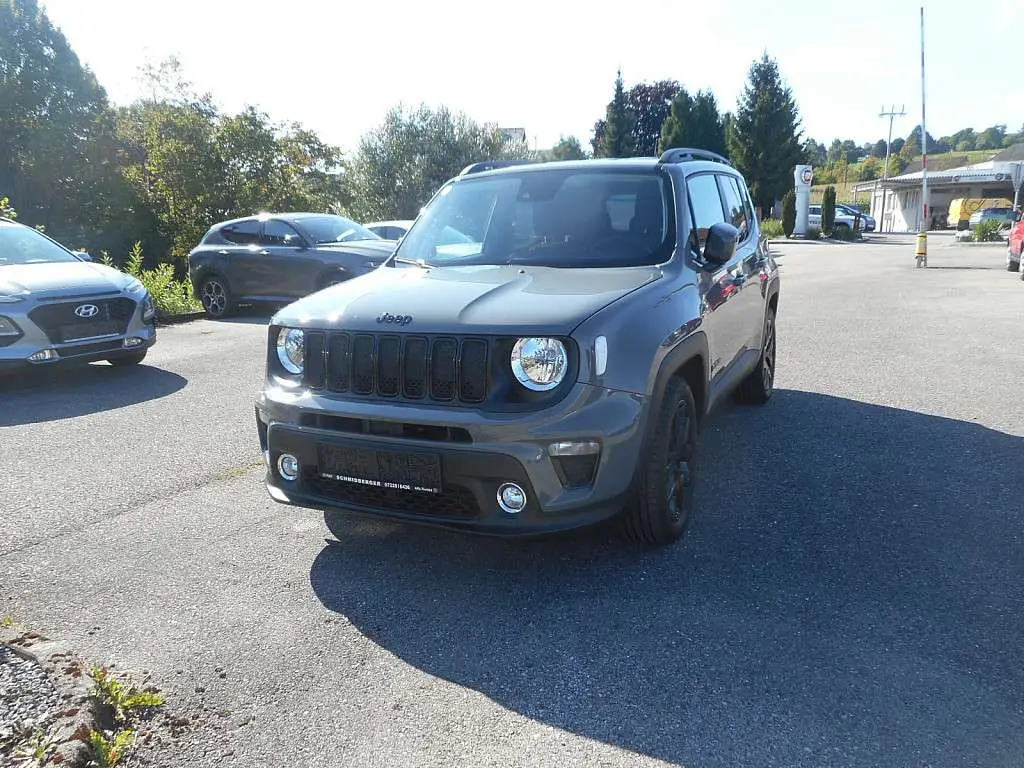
308, 332, 490, 405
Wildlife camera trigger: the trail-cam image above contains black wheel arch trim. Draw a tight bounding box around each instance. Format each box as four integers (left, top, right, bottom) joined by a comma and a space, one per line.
649, 330, 709, 430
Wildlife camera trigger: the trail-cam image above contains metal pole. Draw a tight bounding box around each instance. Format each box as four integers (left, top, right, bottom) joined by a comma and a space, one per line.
878, 105, 905, 234
915, 6, 930, 266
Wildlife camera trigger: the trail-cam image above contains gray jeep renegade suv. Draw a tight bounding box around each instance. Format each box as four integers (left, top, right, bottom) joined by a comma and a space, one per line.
255, 149, 779, 545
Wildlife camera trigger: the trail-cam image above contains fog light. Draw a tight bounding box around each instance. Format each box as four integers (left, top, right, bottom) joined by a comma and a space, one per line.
548, 441, 601, 457
277, 453, 300, 482
28, 349, 58, 363
497, 483, 527, 514
123, 337, 144, 348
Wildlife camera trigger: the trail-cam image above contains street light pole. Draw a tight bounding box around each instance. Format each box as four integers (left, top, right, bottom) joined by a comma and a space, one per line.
877, 105, 905, 233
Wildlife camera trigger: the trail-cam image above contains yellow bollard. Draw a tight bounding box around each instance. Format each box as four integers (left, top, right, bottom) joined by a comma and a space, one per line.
915, 231, 928, 268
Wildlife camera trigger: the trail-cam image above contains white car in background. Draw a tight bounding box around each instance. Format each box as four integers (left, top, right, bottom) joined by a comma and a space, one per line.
364, 219, 476, 246
808, 204, 863, 235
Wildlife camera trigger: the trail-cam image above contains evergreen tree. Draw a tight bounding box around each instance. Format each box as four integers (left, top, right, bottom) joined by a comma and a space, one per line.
599, 69, 635, 158
727, 53, 804, 217
658, 89, 726, 156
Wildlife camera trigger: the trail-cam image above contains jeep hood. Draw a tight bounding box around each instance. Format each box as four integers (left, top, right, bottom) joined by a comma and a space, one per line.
0, 261, 133, 298
273, 264, 662, 335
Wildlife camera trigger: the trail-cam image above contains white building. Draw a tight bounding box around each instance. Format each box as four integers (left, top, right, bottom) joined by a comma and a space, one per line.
853, 144, 1024, 232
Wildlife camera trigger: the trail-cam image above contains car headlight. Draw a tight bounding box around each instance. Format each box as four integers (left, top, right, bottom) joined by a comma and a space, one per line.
141, 293, 156, 322
0, 290, 27, 304
276, 328, 305, 375
510, 337, 567, 391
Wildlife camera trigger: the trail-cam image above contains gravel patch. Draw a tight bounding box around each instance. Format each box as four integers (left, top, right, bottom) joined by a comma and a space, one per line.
0, 643, 63, 750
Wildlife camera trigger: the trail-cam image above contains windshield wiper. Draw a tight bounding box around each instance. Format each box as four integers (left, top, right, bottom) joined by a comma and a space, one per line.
388, 255, 430, 268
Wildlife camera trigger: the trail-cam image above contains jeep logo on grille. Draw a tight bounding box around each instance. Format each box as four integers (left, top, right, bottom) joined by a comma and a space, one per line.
74, 304, 100, 318
376, 312, 412, 326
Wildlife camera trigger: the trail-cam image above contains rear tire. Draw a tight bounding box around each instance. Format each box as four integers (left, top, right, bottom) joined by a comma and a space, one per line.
199, 275, 235, 319
735, 305, 777, 405
107, 349, 148, 367
622, 375, 698, 546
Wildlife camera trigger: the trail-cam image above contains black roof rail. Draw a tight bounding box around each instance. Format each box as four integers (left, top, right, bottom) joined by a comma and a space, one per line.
459, 160, 535, 176
658, 147, 733, 167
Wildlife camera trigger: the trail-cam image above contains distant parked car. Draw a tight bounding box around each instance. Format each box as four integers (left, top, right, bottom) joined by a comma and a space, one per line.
364, 219, 476, 245
807, 204, 862, 235
835, 202, 875, 232
0, 217, 156, 373
188, 213, 398, 318
968, 207, 1015, 229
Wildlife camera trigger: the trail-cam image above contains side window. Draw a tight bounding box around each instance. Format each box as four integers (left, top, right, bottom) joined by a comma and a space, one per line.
220, 219, 260, 245
717, 175, 750, 242
735, 176, 757, 234
686, 173, 727, 250
262, 219, 305, 247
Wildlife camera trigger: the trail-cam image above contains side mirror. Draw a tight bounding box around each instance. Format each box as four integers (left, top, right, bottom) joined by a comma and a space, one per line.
1014, 209, 1022, 222
74, 251, 92, 262
703, 221, 739, 265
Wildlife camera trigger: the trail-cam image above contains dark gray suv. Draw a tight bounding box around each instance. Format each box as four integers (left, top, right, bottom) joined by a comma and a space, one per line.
255, 150, 780, 545
188, 212, 397, 318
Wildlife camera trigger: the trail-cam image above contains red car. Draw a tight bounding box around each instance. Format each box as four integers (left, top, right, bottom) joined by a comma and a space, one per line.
1009, 208, 1023, 275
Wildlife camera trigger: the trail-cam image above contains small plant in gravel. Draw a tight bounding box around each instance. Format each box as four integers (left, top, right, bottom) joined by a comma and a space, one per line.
88, 728, 136, 768
86, 665, 165, 768
806, 226, 822, 240
8, 720, 60, 767
88, 665, 165, 724
1, 615, 16, 627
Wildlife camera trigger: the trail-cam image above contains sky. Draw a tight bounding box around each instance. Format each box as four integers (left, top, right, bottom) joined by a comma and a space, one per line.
39, 0, 1024, 154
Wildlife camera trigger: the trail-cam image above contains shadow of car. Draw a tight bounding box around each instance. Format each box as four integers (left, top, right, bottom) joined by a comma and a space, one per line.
308, 389, 1024, 767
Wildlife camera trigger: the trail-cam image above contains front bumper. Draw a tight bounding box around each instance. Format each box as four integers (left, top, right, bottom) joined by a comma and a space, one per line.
0, 296, 157, 370
256, 382, 648, 535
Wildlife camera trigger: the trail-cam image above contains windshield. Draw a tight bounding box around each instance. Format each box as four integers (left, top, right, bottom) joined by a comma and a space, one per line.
394, 169, 674, 268
0, 225, 80, 265
292, 215, 381, 244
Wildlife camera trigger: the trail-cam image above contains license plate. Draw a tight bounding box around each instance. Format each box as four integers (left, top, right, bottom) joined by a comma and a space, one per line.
316, 443, 442, 494
61, 321, 119, 342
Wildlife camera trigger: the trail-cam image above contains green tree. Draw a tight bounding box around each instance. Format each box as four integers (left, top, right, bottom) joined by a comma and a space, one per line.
345, 103, 533, 222
0, 0, 127, 249
727, 53, 804, 217
782, 189, 796, 237
658, 89, 726, 156
858, 156, 881, 181
596, 69, 636, 158
821, 185, 836, 234
550, 135, 587, 161
592, 78, 679, 157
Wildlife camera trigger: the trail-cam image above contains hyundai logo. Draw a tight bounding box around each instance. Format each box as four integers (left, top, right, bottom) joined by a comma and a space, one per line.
74, 304, 100, 319
376, 312, 412, 326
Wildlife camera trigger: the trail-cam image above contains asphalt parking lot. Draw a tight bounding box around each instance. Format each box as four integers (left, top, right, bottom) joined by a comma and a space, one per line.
2, 234, 1022, 768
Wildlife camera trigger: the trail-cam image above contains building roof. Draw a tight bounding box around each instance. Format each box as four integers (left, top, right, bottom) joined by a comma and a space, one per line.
853, 157, 1023, 192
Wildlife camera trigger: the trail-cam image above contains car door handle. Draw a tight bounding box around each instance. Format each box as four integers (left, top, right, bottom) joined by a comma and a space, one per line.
259, 250, 270, 256
218, 250, 228, 255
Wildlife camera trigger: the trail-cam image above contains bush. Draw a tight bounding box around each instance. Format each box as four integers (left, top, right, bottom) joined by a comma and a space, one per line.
782, 190, 796, 237
806, 227, 822, 240
760, 217, 785, 239
117, 242, 203, 318
822, 185, 836, 235
831, 224, 857, 241
972, 220, 1003, 242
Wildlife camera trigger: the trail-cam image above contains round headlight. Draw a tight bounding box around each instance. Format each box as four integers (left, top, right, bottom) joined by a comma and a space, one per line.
276, 328, 305, 375
510, 337, 567, 391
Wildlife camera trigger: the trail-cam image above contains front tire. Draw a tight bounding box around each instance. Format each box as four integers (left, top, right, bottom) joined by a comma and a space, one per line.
622, 375, 698, 546
199, 275, 235, 319
736, 305, 777, 405
107, 349, 148, 367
